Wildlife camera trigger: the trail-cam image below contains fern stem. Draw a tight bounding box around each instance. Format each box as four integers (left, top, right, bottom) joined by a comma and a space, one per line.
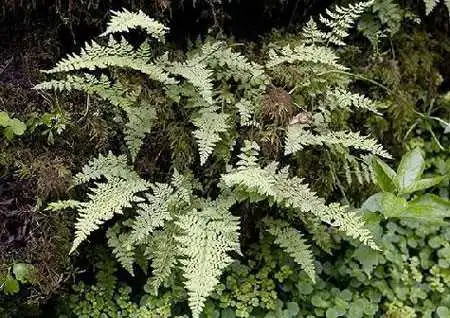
318, 70, 390, 91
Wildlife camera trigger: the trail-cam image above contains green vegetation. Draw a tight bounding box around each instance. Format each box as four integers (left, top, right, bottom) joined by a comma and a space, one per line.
0, 0, 449, 317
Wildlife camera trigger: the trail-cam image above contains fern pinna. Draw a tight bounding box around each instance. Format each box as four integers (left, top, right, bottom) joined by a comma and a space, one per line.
40, 2, 388, 317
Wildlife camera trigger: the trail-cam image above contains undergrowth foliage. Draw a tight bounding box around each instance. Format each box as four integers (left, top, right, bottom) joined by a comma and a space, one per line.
38, 2, 390, 317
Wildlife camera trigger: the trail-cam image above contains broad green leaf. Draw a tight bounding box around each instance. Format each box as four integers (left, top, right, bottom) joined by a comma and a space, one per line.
403, 176, 445, 194
8, 118, 26, 136
13, 263, 38, 284
2, 274, 20, 295
396, 148, 425, 193
372, 157, 397, 192
380, 193, 408, 218
361, 193, 385, 212
352, 245, 382, 276
286, 302, 300, 316
347, 300, 365, 318
0, 111, 10, 126
396, 203, 446, 221
437, 306, 450, 318
3, 127, 15, 141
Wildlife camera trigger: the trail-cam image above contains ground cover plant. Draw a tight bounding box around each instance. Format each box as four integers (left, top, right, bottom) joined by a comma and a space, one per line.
0, 0, 449, 317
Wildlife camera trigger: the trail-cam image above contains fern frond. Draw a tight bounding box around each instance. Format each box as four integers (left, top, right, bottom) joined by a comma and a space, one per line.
301, 19, 327, 44
129, 183, 174, 244
71, 177, 147, 253
73, 152, 141, 185
266, 43, 347, 70
284, 125, 391, 158
106, 224, 135, 275
424, 0, 439, 14
101, 9, 168, 41
264, 218, 316, 282
46, 200, 81, 211
325, 88, 383, 114
343, 154, 374, 185
123, 105, 157, 162
192, 110, 230, 165
44, 37, 176, 85
170, 61, 214, 104
207, 45, 268, 89
236, 98, 259, 126
145, 226, 179, 292
176, 199, 240, 318
35, 74, 140, 109
222, 141, 377, 249
319, 1, 374, 46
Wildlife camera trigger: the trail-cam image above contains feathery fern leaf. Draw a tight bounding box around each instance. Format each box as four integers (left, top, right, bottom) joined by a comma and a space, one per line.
423, 0, 448, 15
71, 177, 147, 253
170, 61, 214, 104
176, 199, 240, 318
192, 110, 230, 165
73, 152, 140, 185
129, 183, 174, 244
35, 74, 140, 109
265, 218, 316, 282
266, 43, 347, 70
46, 200, 81, 212
319, 1, 374, 46
222, 141, 377, 249
101, 9, 168, 41
145, 227, 179, 292
44, 37, 176, 85
236, 98, 259, 126
325, 88, 383, 114
123, 105, 157, 162
106, 224, 136, 275
208, 45, 268, 89
301, 19, 327, 44
284, 125, 391, 158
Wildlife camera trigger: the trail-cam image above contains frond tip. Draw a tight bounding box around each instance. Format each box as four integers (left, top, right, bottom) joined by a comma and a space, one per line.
265, 218, 316, 282
176, 201, 240, 318
284, 125, 391, 159
101, 9, 169, 41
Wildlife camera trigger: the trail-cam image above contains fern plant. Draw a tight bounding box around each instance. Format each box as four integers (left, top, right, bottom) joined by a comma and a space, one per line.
40, 3, 389, 317
423, 0, 450, 17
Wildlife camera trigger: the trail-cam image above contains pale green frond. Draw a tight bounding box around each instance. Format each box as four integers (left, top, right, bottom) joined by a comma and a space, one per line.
123, 105, 158, 162
236, 98, 259, 126
169, 61, 214, 104
176, 202, 240, 318
71, 177, 148, 253
301, 18, 327, 44
344, 154, 374, 185
424, 0, 450, 16
192, 110, 230, 165
145, 226, 179, 292
266, 43, 347, 70
106, 224, 135, 275
44, 37, 176, 85
221, 142, 377, 249
319, 1, 374, 46
73, 152, 140, 185
424, 0, 440, 14
129, 183, 174, 244
171, 169, 196, 206
101, 9, 169, 41
46, 200, 81, 212
207, 45, 269, 89
325, 88, 383, 114
264, 218, 316, 282
35, 74, 140, 109
284, 125, 391, 158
